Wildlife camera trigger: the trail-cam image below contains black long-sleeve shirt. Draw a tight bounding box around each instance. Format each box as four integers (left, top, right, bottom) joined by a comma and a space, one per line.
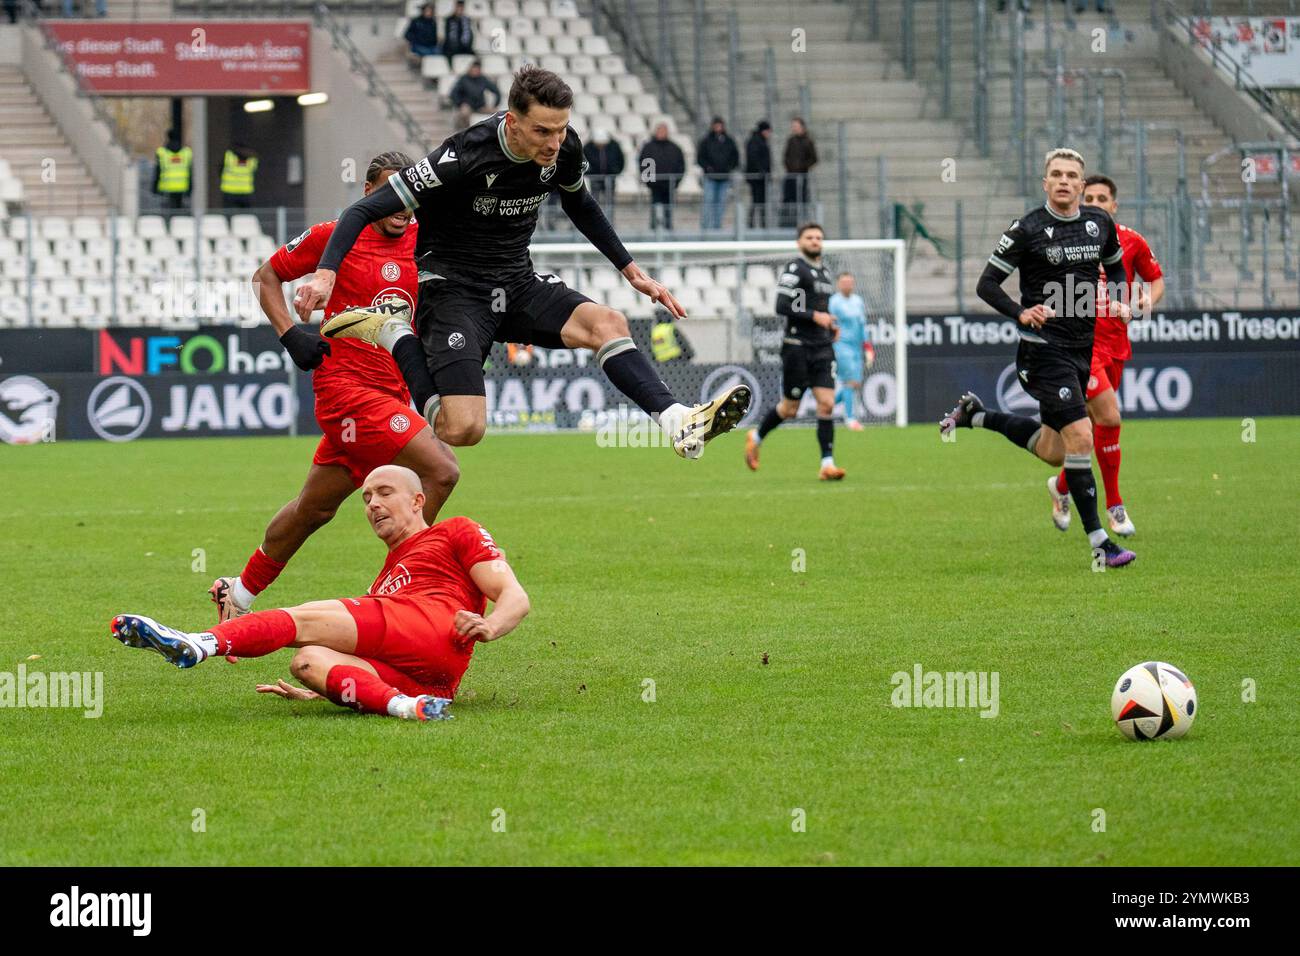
774, 255, 834, 346
317, 113, 631, 285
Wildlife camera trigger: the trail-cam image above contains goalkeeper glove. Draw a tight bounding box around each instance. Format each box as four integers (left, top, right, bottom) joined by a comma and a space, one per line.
280, 324, 331, 371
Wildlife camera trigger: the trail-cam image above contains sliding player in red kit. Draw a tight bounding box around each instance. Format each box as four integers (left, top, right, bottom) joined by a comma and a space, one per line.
111, 465, 529, 721
1047, 174, 1163, 538
210, 152, 460, 626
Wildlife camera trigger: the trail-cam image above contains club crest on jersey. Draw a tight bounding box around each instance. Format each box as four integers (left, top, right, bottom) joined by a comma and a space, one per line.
448, 332, 466, 350
473, 194, 499, 215
1058, 386, 1072, 400
1046, 245, 1064, 265
1086, 220, 1099, 237
381, 261, 400, 281
540, 163, 556, 182
389, 413, 411, 433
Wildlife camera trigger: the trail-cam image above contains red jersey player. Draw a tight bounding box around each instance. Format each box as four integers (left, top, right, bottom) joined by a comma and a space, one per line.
210, 152, 460, 626
1047, 173, 1163, 539
111, 465, 529, 721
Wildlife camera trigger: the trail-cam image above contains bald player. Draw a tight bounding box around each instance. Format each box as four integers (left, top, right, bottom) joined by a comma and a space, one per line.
110, 465, 529, 722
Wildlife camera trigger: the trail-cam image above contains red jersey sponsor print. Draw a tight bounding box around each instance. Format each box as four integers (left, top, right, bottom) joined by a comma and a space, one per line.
1096, 223, 1162, 362
270, 219, 419, 396
370, 517, 505, 614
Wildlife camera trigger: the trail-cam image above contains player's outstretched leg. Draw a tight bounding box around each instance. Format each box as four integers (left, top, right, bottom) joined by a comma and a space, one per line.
322, 304, 442, 427
664, 382, 752, 459
940, 391, 1046, 456
111, 614, 209, 669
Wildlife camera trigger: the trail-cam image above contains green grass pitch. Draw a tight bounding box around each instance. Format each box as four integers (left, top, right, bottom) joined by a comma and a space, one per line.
1, 417, 1296, 866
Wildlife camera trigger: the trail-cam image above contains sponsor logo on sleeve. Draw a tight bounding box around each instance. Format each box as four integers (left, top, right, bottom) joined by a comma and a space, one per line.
411, 158, 442, 192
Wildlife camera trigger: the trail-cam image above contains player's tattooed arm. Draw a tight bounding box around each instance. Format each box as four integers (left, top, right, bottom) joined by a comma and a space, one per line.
459, 560, 530, 644
294, 186, 407, 321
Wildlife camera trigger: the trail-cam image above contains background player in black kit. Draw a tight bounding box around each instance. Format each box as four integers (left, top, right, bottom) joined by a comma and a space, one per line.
744, 223, 846, 481
294, 66, 749, 461
940, 148, 1137, 568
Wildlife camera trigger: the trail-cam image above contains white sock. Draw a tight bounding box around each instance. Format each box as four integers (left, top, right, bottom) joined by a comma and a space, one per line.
231, 577, 256, 611
1088, 529, 1110, 548
821, 456, 835, 469
387, 694, 418, 719
421, 394, 441, 426
193, 632, 218, 658
750, 428, 762, 446
654, 402, 690, 429
376, 318, 414, 354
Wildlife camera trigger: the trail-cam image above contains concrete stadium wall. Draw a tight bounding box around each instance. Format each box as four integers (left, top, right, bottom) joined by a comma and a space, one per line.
303, 28, 426, 219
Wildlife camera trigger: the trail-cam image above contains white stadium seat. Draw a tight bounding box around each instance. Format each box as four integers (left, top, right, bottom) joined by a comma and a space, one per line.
451, 53, 478, 73
0, 179, 25, 204
168, 215, 196, 238
480, 53, 509, 75
494, 0, 519, 15
552, 35, 579, 56
585, 74, 612, 95
551, 0, 577, 18
598, 55, 626, 75
41, 218, 70, 240
509, 16, 532, 36
230, 214, 262, 238
201, 214, 230, 238
523, 35, 550, 55
616, 74, 644, 96
0, 238, 16, 259
53, 237, 82, 259
521, 0, 546, 16
535, 17, 564, 38
582, 35, 610, 57
466, 0, 490, 16
136, 215, 167, 239
568, 54, 595, 76
540, 54, 566, 73
602, 94, 630, 116
150, 237, 181, 260
72, 217, 103, 240
566, 16, 591, 37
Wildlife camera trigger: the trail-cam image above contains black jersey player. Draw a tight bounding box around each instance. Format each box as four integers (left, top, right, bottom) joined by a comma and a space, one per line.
743, 222, 846, 480
293, 66, 749, 460
940, 148, 1136, 568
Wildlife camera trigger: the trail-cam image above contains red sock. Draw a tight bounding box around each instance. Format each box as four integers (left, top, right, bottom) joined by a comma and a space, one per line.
239, 548, 287, 597
325, 665, 400, 716
210, 609, 297, 658
1055, 468, 1069, 495
1094, 423, 1123, 508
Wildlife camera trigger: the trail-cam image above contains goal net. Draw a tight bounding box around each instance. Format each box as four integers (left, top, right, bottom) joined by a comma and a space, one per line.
486, 239, 908, 432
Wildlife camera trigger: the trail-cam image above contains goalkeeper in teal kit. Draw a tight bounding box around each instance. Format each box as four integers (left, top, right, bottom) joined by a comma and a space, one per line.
828, 272, 873, 430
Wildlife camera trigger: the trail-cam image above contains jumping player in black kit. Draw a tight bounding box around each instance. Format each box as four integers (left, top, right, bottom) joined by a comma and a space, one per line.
293, 66, 750, 460
940, 148, 1137, 568
744, 223, 846, 481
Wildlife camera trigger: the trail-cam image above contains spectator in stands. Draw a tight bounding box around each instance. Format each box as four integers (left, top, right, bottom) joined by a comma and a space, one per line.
4, 1, 16, 25
697, 116, 739, 231
443, 0, 475, 63
404, 4, 440, 58
638, 122, 685, 232
450, 60, 501, 130
62, 0, 107, 16
780, 117, 817, 228
220, 143, 259, 210
745, 120, 772, 230
583, 127, 625, 209
154, 129, 192, 211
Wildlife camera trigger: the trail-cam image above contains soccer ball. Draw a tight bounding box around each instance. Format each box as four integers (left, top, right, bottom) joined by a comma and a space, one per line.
1111, 661, 1197, 741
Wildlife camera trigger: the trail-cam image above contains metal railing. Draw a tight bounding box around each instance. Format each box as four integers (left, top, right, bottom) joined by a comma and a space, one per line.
1155, 0, 1300, 139
312, 2, 427, 149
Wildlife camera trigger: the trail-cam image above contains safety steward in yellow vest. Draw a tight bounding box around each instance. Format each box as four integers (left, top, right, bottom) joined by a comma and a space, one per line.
155, 132, 192, 209
220, 147, 258, 208
650, 319, 682, 362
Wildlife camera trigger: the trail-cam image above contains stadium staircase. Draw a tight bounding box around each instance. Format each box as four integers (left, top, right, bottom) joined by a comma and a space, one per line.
0, 64, 112, 219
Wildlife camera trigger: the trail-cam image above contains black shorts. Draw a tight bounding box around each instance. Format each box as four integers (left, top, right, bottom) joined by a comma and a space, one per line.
416, 271, 593, 397
1015, 339, 1090, 433
781, 341, 835, 400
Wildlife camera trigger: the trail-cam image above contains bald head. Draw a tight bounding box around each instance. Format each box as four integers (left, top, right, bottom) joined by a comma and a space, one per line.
361, 465, 427, 548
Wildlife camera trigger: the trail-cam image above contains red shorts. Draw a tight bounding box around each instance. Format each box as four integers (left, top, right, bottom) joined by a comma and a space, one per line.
341, 594, 472, 699
1087, 349, 1126, 401
313, 384, 426, 487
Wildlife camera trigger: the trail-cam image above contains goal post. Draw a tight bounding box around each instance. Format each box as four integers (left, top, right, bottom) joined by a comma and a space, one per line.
510, 238, 908, 429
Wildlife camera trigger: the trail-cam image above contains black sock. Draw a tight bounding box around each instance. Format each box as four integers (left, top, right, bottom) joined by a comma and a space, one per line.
977, 410, 1042, 451
817, 417, 834, 458
596, 338, 675, 416
757, 407, 784, 441
392, 335, 438, 413
1064, 453, 1103, 536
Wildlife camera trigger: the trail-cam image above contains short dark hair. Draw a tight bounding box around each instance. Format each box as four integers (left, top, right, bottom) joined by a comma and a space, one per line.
508, 65, 573, 115
797, 221, 823, 238
366, 151, 415, 185
1085, 173, 1117, 199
